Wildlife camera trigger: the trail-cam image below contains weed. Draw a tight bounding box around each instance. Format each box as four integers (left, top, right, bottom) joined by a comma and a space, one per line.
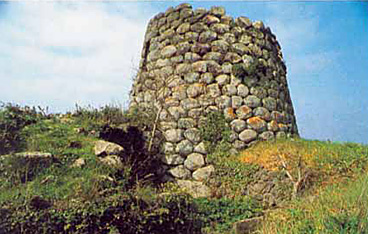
199, 111, 231, 156
195, 196, 262, 233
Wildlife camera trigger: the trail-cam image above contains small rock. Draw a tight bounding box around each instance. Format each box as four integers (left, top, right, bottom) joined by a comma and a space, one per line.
70, 158, 86, 168
216, 74, 230, 86
207, 83, 221, 98
100, 155, 123, 169
178, 118, 196, 129
235, 16, 252, 28
204, 15, 220, 25
259, 131, 275, 141
161, 154, 185, 165
210, 6, 226, 17
233, 217, 263, 234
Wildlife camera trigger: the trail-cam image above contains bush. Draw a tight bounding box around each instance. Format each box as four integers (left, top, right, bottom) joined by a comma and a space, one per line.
195, 196, 262, 233
0, 103, 44, 154
199, 111, 231, 155
0, 192, 203, 234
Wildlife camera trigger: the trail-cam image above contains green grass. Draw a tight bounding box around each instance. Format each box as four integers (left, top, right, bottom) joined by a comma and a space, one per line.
1, 103, 368, 233
0, 116, 123, 207
261, 172, 368, 233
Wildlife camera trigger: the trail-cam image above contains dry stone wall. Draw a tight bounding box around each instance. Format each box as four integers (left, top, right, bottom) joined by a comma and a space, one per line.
129, 3, 298, 181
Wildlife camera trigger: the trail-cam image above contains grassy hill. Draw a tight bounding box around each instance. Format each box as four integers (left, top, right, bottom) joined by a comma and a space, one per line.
0, 103, 367, 233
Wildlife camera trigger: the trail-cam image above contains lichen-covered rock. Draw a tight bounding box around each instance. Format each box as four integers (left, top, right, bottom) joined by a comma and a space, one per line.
253, 107, 271, 121
247, 117, 267, 132
235, 16, 252, 28
222, 84, 237, 96
224, 107, 236, 121
184, 153, 205, 171
161, 154, 185, 165
232, 96, 243, 109
231, 119, 247, 133
192, 61, 207, 72
169, 165, 191, 179
236, 105, 253, 119
210, 6, 225, 17
184, 72, 200, 83
215, 95, 231, 109
244, 95, 261, 108
263, 97, 277, 111
237, 84, 249, 97
259, 131, 275, 141
161, 45, 177, 58
239, 129, 258, 143
70, 158, 86, 168
178, 118, 196, 129
187, 83, 205, 98
216, 74, 230, 86
165, 129, 184, 143
194, 142, 207, 154
168, 106, 185, 120
184, 128, 201, 144
207, 83, 221, 98
181, 98, 200, 110
234, 140, 246, 150
193, 165, 215, 181
94, 140, 124, 156
176, 139, 194, 156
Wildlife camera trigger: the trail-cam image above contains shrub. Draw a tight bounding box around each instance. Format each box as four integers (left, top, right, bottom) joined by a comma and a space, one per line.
0, 103, 44, 154
0, 192, 203, 234
199, 111, 231, 155
195, 196, 262, 233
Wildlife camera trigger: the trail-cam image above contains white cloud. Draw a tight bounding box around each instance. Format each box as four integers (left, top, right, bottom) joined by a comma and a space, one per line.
0, 2, 155, 112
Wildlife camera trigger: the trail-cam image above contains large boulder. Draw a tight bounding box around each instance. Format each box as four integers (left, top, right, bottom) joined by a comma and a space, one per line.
94, 140, 124, 156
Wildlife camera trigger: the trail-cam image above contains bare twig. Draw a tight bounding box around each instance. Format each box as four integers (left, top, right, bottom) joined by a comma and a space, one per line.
277, 153, 309, 199
148, 106, 162, 153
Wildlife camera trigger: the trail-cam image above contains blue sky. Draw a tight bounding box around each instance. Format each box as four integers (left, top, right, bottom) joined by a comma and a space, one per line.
0, 1, 367, 144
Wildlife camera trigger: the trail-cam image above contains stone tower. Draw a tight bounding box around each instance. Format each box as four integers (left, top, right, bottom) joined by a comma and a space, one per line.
129, 3, 298, 181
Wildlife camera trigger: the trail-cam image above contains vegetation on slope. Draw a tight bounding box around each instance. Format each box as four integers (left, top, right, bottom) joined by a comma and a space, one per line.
0, 103, 367, 233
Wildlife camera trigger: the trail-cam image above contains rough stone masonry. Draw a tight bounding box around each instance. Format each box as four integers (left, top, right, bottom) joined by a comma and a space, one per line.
129, 3, 298, 181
